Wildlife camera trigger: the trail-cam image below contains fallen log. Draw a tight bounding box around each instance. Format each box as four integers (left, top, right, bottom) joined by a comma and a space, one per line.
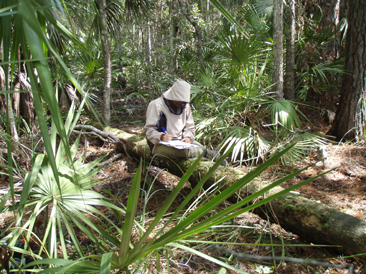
147, 166, 191, 190
88, 123, 366, 255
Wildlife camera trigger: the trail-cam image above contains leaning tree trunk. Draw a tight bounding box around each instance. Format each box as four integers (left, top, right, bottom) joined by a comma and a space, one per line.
99, 0, 112, 126
272, 0, 284, 100
90, 124, 366, 255
328, 0, 366, 141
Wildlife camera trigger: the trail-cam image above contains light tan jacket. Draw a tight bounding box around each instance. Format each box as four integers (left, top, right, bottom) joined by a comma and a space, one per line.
144, 80, 195, 145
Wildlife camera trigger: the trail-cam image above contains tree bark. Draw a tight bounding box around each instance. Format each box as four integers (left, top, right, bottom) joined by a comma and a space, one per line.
0, 66, 6, 113
92, 123, 366, 255
272, 0, 284, 100
177, 0, 205, 71
328, 0, 366, 141
319, 0, 341, 59
284, 0, 295, 100
146, 18, 152, 63
168, 0, 174, 79
18, 72, 36, 130
12, 83, 20, 117
6, 94, 19, 142
99, 0, 112, 126
1, 66, 19, 142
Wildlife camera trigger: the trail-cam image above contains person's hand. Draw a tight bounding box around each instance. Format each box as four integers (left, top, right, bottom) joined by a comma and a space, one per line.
161, 134, 173, 142
181, 137, 191, 143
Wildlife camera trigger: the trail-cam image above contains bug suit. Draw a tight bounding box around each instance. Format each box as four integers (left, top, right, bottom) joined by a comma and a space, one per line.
144, 80, 206, 159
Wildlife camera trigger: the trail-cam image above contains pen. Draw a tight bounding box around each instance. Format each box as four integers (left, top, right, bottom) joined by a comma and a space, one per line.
161, 127, 180, 140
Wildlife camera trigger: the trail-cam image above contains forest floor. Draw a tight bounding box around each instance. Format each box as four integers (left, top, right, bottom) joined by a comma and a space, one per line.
1, 100, 366, 273
86, 100, 366, 273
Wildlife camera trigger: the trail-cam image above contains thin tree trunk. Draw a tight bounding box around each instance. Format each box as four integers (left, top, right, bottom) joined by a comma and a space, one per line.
12, 83, 20, 117
168, 0, 174, 79
206, 0, 210, 22
328, 0, 366, 140
0, 66, 6, 113
93, 124, 366, 255
139, 27, 142, 50
6, 94, 18, 142
132, 24, 135, 46
284, 0, 295, 100
146, 18, 151, 63
99, 0, 112, 126
272, 0, 284, 100
177, 0, 205, 71
0, 66, 18, 142
116, 28, 122, 55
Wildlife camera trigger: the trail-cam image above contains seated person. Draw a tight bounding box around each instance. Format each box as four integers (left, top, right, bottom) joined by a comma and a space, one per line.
144, 80, 206, 159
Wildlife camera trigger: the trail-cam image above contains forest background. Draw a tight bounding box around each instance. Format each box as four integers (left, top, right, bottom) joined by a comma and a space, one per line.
0, 0, 365, 273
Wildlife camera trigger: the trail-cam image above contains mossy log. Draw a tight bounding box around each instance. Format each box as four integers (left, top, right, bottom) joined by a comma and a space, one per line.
94, 124, 366, 255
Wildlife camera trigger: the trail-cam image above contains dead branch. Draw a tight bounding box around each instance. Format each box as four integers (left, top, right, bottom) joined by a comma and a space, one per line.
212, 245, 355, 273
73, 124, 131, 159
96, 153, 123, 167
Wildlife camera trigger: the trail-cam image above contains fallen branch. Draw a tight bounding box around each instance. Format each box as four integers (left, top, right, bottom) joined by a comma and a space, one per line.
73, 124, 131, 159
212, 245, 355, 273
97, 153, 123, 167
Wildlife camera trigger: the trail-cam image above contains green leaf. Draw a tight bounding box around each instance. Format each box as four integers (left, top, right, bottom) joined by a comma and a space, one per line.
210, 0, 247, 36
100, 252, 114, 274
119, 161, 142, 266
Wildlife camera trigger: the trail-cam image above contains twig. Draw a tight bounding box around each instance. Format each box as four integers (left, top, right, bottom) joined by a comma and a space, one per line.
96, 153, 123, 167
211, 245, 355, 273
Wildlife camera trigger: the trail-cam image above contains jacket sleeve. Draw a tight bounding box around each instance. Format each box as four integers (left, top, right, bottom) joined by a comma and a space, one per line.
144, 101, 164, 145
183, 105, 195, 142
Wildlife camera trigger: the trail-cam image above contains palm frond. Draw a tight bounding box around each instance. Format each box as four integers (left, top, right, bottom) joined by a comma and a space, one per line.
219, 126, 270, 164
198, 66, 216, 88
125, 0, 149, 20
265, 100, 302, 131
273, 131, 330, 165
216, 30, 262, 66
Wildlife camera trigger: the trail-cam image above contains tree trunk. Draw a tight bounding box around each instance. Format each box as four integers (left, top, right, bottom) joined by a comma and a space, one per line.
0, 66, 6, 113
272, 0, 284, 100
206, 0, 210, 22
6, 94, 19, 142
284, 0, 295, 100
328, 0, 366, 141
18, 72, 36, 130
93, 124, 366, 255
1, 67, 19, 142
116, 28, 123, 55
146, 18, 151, 63
20, 92, 35, 130
320, 0, 341, 59
99, 0, 112, 126
13, 83, 20, 117
177, 0, 205, 71
168, 0, 174, 79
